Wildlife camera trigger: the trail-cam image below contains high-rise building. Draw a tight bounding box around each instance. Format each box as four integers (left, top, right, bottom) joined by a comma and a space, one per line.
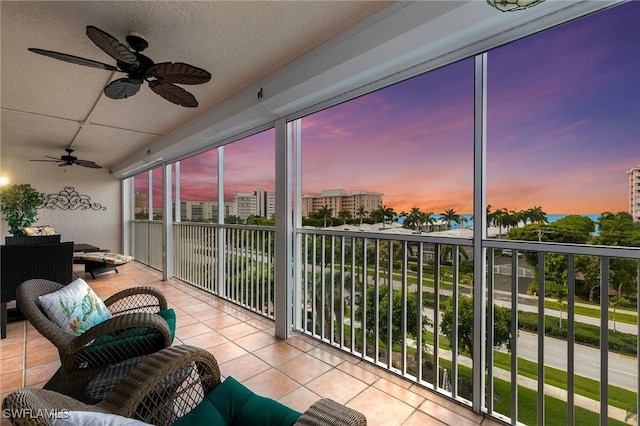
134, 192, 148, 215
178, 200, 236, 222
234, 193, 257, 221
627, 164, 640, 222
302, 189, 383, 218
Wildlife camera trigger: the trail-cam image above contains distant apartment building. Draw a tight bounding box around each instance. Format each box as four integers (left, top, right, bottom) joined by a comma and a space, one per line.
233, 189, 275, 221
628, 163, 640, 222
178, 201, 235, 222
302, 189, 383, 218
134, 192, 148, 215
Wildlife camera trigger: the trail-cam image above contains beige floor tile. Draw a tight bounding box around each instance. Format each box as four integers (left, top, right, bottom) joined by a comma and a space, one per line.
234, 331, 279, 352
1, 370, 24, 392
305, 369, 369, 405
307, 346, 346, 367
180, 301, 214, 315
182, 330, 228, 349
277, 353, 333, 385
190, 308, 227, 321
347, 386, 414, 426
0, 342, 25, 359
25, 346, 59, 367
417, 399, 481, 426
206, 342, 248, 364
220, 353, 271, 381
175, 322, 214, 340
1, 355, 23, 374
25, 360, 60, 386
202, 315, 243, 329
4, 321, 25, 337
242, 369, 299, 400
216, 323, 261, 341
285, 335, 319, 352
402, 409, 447, 426
277, 386, 322, 414
373, 378, 425, 408
337, 361, 382, 385
253, 341, 304, 367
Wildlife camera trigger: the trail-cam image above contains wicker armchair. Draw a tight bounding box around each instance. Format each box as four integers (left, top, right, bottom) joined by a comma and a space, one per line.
16, 279, 172, 402
3, 345, 367, 426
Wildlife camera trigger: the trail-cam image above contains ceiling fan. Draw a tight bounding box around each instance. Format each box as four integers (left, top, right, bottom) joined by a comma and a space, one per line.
28, 25, 211, 107
31, 148, 103, 169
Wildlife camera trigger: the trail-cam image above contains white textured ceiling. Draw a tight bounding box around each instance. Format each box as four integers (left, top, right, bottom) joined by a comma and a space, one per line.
0, 1, 392, 170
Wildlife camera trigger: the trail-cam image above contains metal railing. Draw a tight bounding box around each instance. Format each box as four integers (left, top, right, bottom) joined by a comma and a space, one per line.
132, 220, 163, 270
133, 221, 275, 319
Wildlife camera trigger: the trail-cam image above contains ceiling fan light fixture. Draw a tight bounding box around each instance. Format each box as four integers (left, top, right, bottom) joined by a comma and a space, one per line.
486, 0, 545, 12
126, 31, 149, 52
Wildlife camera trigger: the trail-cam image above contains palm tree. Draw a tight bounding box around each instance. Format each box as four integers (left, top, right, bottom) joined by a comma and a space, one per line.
527, 205, 548, 224
422, 211, 437, 233
317, 205, 333, 227
495, 208, 511, 238
377, 205, 396, 229
383, 206, 396, 229
440, 208, 462, 230
370, 205, 386, 226
404, 207, 421, 231
356, 206, 368, 226
337, 209, 352, 225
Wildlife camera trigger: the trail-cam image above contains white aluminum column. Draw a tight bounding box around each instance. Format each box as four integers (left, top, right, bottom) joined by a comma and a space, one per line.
162, 163, 174, 281
275, 117, 293, 339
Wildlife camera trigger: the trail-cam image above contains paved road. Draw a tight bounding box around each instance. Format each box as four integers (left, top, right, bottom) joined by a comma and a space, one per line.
511, 330, 638, 390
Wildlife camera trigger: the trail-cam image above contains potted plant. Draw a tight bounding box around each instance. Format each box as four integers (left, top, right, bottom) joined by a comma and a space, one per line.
0, 184, 46, 235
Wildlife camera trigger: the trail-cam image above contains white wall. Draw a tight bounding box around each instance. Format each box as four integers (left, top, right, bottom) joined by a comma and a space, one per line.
1, 157, 122, 252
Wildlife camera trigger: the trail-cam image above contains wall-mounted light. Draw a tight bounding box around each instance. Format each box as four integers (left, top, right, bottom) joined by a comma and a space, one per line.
0, 176, 9, 186
486, 0, 545, 12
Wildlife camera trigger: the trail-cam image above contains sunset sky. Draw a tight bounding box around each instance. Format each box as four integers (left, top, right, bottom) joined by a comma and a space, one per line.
137, 2, 639, 216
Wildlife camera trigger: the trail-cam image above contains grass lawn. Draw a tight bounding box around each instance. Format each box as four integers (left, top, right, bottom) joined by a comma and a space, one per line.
492, 352, 636, 412
544, 300, 637, 325
438, 360, 628, 426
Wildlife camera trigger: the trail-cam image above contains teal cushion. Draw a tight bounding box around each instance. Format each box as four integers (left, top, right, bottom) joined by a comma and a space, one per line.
157, 308, 176, 342
172, 397, 226, 426
172, 376, 301, 426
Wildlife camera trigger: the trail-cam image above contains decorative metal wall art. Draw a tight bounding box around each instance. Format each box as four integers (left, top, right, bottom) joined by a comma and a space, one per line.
43, 186, 107, 211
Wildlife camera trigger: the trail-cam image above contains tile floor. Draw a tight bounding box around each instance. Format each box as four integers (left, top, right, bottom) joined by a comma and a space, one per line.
0, 262, 503, 426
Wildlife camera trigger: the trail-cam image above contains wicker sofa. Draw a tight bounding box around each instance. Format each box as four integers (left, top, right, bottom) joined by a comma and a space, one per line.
3, 345, 367, 426
0, 238, 73, 339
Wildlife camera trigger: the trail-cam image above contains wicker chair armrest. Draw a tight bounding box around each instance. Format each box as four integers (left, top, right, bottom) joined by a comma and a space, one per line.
99, 345, 221, 423
2, 387, 107, 426
59, 312, 171, 373
103, 286, 168, 315
295, 398, 367, 426
66, 312, 170, 353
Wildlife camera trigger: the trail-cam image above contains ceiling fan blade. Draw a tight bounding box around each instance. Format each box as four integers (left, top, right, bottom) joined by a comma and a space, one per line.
104, 78, 142, 99
30, 159, 62, 162
58, 163, 72, 167
74, 160, 103, 169
86, 25, 137, 65
148, 81, 198, 107
148, 62, 211, 85
28, 48, 117, 71
44, 155, 63, 160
